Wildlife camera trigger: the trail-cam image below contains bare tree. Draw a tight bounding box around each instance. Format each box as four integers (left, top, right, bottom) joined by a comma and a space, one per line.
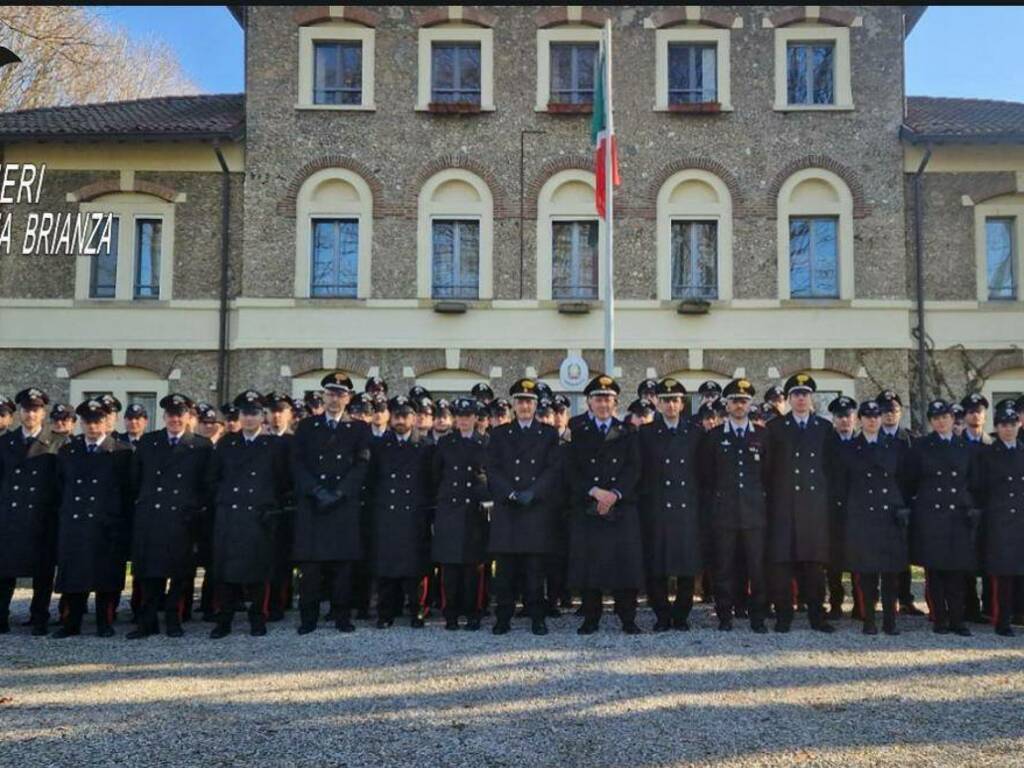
0, 6, 198, 111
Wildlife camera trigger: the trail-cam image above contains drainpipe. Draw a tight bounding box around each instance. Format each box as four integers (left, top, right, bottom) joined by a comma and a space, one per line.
213, 143, 232, 404
912, 145, 932, 429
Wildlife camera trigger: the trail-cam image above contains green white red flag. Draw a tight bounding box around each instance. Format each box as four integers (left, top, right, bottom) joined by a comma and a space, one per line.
591, 38, 620, 220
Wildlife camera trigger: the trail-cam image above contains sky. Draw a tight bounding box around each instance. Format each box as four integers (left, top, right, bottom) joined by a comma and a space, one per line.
95, 5, 1024, 102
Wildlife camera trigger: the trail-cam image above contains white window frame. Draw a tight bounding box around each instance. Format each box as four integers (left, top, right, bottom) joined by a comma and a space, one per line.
656, 169, 733, 301
773, 25, 852, 111
535, 25, 603, 112
297, 21, 376, 111
75, 194, 174, 302
974, 195, 1024, 304
776, 168, 855, 300
416, 169, 493, 300
551, 220, 600, 301
984, 371, 1024, 432
655, 27, 733, 111
294, 168, 373, 299
536, 169, 606, 302
416, 25, 494, 111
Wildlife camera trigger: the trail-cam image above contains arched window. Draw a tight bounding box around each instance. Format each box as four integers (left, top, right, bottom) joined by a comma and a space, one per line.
776, 168, 855, 300
656, 169, 733, 301
536, 169, 605, 301
417, 169, 493, 300
70, 365, 168, 432
76, 192, 175, 301
294, 168, 373, 299
415, 369, 490, 401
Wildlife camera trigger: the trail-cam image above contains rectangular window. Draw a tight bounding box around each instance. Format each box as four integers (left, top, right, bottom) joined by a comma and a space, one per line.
790, 216, 839, 298
89, 216, 119, 299
431, 43, 481, 104
313, 41, 362, 105
552, 221, 598, 300
431, 219, 479, 299
986, 216, 1016, 300
671, 220, 718, 300
549, 42, 597, 105
133, 218, 161, 300
311, 219, 359, 298
667, 43, 717, 104
787, 42, 834, 105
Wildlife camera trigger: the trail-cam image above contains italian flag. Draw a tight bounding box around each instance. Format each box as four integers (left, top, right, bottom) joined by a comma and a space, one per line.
591, 40, 620, 220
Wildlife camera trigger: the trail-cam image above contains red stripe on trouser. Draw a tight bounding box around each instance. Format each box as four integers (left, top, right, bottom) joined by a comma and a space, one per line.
440, 569, 447, 612
853, 574, 866, 617
924, 576, 933, 622
991, 576, 1000, 627
261, 584, 270, 618
176, 594, 186, 620
476, 564, 486, 611
106, 596, 115, 624
418, 576, 429, 610
791, 577, 799, 607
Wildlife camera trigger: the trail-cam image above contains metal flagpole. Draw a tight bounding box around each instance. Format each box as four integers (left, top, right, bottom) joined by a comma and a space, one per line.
602, 19, 615, 375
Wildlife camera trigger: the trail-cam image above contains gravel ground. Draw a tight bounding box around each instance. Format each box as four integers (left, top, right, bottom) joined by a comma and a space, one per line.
2, 587, 1023, 767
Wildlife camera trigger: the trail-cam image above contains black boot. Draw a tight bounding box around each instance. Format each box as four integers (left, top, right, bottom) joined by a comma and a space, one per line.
0, 615, 9, 634
577, 618, 599, 635
652, 612, 671, 633
531, 618, 548, 636
297, 604, 318, 635
492, 618, 511, 635
250, 617, 268, 636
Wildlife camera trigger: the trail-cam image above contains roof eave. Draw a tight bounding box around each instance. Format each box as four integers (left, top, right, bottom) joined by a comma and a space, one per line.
900, 125, 1024, 146
0, 129, 246, 144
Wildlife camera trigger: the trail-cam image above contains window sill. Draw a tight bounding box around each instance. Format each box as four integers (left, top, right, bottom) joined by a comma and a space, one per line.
978, 299, 1024, 310
424, 102, 487, 114
73, 298, 172, 308
665, 102, 722, 115
295, 297, 366, 307
773, 103, 854, 113
433, 300, 469, 314
544, 102, 593, 115
556, 301, 594, 314
295, 103, 376, 112
780, 298, 853, 308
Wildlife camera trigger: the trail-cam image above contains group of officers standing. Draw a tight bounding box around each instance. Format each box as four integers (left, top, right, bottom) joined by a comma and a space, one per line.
0, 368, 1022, 641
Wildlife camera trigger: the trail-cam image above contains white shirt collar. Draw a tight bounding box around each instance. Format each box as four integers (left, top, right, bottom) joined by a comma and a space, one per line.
663, 417, 680, 430
517, 419, 533, 430
21, 426, 42, 440
728, 418, 750, 433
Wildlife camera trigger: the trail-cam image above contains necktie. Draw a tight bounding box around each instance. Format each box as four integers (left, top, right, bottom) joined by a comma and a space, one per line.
169, 436, 179, 447
799, 420, 806, 431
329, 419, 337, 430
87, 443, 97, 454
599, 423, 608, 435
23, 434, 34, 447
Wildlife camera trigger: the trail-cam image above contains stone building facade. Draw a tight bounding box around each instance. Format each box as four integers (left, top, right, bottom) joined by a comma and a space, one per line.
0, 5, 1021, 428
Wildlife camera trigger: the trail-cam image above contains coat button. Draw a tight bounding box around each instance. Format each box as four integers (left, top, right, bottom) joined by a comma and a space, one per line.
157, 487, 163, 492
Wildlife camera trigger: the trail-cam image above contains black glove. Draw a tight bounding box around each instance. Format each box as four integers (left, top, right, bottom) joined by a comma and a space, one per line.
515, 488, 535, 507
894, 507, 911, 529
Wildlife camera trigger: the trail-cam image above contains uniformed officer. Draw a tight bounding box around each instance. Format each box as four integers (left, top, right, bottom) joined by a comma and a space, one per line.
471, 383, 495, 406
220, 403, 241, 434
836, 400, 909, 635
697, 378, 769, 633
370, 394, 390, 438
904, 398, 979, 636
639, 378, 703, 631
566, 375, 645, 635
367, 395, 433, 628
969, 400, 1024, 636
486, 378, 561, 636
365, 376, 389, 398
52, 399, 133, 638
960, 393, 992, 622
690, 381, 723, 427
0, 394, 14, 435
764, 373, 836, 633
0, 388, 60, 635
637, 378, 658, 407
345, 392, 372, 424
262, 392, 297, 623
98, 394, 123, 440
431, 398, 453, 443
764, 385, 787, 416
414, 396, 436, 439
432, 397, 489, 630
489, 399, 512, 431
304, 390, 325, 418
825, 395, 859, 620
626, 399, 656, 431
877, 389, 926, 616
951, 404, 967, 437
546, 394, 574, 613
127, 394, 213, 639
208, 390, 291, 638
290, 372, 371, 634
122, 404, 148, 448
49, 403, 76, 439
194, 402, 225, 443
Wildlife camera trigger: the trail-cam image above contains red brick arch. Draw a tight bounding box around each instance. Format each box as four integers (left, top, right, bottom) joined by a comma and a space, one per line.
767, 156, 870, 218
412, 7, 498, 28
646, 8, 738, 30
767, 6, 858, 28
71, 178, 179, 203
276, 155, 386, 218
409, 155, 513, 219
644, 158, 747, 219
534, 7, 610, 29
293, 6, 381, 27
